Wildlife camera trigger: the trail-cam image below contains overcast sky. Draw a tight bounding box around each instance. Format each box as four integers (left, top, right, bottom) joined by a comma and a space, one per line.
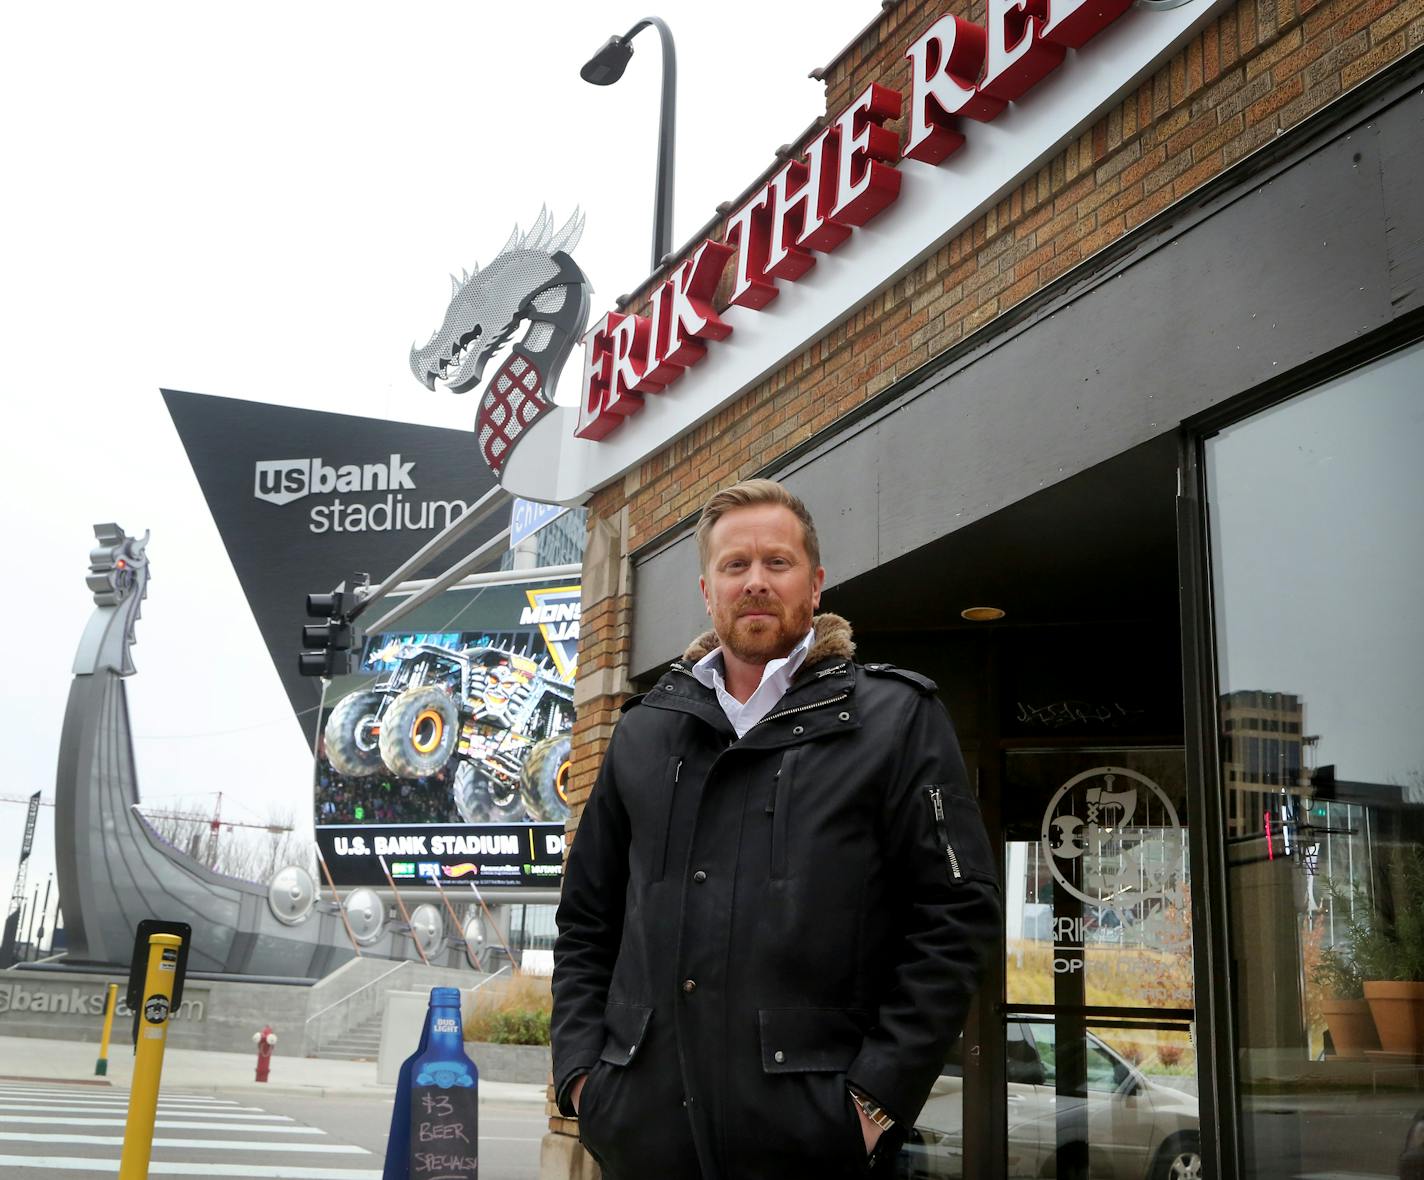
1208, 344, 1424, 793
0, 1, 874, 944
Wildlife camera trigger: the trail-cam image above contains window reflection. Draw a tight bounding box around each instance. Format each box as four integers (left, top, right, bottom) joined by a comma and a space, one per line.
1207, 341, 1424, 1180
902, 1022, 1199, 1180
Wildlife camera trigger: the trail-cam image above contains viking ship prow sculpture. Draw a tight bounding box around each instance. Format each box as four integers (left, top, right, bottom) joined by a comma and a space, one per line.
52, 524, 449, 976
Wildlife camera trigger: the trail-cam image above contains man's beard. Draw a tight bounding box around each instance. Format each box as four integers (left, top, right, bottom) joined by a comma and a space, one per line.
716, 594, 813, 664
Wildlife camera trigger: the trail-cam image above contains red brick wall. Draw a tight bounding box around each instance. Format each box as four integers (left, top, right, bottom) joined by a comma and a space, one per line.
592, 0, 1420, 557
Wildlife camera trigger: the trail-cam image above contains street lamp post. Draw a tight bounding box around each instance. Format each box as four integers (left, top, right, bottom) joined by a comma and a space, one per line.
581, 16, 677, 272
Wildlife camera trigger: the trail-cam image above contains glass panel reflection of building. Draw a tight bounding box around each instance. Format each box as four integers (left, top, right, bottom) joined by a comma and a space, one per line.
1220, 689, 1307, 835
1207, 340, 1424, 1180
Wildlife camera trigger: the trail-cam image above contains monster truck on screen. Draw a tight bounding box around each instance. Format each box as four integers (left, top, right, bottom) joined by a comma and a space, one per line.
322, 642, 574, 823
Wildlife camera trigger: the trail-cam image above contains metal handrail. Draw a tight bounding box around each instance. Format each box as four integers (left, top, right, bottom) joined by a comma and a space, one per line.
306, 960, 413, 1025
467, 964, 513, 993
304, 960, 414, 1053
304, 961, 514, 1055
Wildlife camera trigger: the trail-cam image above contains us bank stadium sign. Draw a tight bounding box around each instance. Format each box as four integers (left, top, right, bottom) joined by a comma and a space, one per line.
423, 0, 1229, 504
315, 824, 568, 888
0, 980, 207, 1023
252, 452, 470, 535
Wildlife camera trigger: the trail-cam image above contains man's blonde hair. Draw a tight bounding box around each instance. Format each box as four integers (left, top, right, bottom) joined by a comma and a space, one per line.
695, 479, 821, 574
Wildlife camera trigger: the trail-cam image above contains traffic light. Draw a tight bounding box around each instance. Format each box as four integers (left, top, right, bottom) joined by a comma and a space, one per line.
299, 591, 353, 677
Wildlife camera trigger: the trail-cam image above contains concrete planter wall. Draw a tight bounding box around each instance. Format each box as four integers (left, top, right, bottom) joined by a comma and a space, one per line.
0, 967, 313, 1053
463, 1040, 551, 1085
0, 962, 496, 1059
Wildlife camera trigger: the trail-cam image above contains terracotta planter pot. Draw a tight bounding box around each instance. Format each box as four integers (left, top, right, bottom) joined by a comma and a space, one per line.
1319, 998, 1379, 1057
1363, 980, 1424, 1057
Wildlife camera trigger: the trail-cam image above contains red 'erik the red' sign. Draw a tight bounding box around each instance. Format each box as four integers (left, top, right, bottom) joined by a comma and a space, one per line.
576, 0, 1132, 443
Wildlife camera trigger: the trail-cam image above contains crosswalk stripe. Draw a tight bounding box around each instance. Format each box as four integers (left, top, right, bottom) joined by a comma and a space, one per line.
0, 1115, 322, 1133
0, 1131, 368, 1153
0, 1087, 230, 1093
0, 1088, 238, 1105
0, 1157, 385, 1178
0, 1083, 232, 1098
0, 1102, 290, 1119
0, 1098, 268, 1112
0, 1093, 233, 1105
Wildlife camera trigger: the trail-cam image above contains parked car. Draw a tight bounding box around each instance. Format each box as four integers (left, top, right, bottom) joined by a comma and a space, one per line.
1401, 1109, 1424, 1180
898, 1018, 1199, 1180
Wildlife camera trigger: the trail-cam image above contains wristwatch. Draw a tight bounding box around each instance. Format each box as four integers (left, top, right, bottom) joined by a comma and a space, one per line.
849, 1088, 895, 1132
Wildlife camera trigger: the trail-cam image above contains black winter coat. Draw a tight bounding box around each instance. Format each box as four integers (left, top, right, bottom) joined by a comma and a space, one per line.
552, 614, 1000, 1180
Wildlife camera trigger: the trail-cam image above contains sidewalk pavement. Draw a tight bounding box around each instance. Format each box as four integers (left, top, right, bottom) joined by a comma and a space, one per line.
0, 1035, 548, 1105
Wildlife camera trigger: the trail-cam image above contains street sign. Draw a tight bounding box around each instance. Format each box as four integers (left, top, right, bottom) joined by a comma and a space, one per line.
510, 498, 567, 548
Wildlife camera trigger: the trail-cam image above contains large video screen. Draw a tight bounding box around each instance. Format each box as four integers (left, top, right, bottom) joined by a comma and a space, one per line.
313, 578, 578, 889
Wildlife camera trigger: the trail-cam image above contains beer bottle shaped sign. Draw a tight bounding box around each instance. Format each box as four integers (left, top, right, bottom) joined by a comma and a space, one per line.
384, 987, 479, 1180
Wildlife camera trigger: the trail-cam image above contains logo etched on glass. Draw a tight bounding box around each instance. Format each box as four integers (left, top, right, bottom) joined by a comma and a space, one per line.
1042, 765, 1184, 914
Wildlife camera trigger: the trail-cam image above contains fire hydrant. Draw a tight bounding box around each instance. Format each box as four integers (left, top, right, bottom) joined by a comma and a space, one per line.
253, 1025, 277, 1082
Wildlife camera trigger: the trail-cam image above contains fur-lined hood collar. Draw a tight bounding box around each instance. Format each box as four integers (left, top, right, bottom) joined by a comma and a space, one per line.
682, 612, 855, 667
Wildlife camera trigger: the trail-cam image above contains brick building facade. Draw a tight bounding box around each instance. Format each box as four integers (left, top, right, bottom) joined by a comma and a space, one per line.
542, 0, 1423, 1173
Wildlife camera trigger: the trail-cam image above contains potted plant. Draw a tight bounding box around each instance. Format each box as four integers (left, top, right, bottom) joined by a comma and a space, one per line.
1352, 846, 1424, 1058
1311, 943, 1378, 1058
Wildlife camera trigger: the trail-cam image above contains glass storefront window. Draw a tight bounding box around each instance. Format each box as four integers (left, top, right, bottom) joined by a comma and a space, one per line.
1206, 341, 1424, 1179
1002, 749, 1197, 1179
1004, 749, 1194, 1015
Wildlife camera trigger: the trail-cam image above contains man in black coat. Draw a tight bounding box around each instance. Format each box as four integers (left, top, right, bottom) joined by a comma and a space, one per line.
552, 479, 1000, 1179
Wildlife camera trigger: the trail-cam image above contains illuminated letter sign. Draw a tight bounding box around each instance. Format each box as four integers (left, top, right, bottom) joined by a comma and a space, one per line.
573, 0, 1147, 445
482, 0, 1228, 503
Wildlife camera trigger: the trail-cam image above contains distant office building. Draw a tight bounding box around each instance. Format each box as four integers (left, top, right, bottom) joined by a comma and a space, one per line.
1220, 690, 1308, 838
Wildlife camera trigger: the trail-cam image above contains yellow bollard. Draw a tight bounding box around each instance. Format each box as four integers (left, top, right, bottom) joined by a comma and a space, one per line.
119, 933, 183, 1180
95, 982, 118, 1076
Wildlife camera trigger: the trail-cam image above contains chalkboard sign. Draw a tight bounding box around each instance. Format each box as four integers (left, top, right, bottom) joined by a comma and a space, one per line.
383, 987, 479, 1180
409, 1086, 478, 1180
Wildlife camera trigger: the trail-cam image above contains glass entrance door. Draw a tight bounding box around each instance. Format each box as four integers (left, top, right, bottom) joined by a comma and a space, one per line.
1001, 748, 1198, 1180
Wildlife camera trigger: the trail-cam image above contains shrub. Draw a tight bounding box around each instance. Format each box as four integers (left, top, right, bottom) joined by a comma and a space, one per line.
481, 1009, 551, 1046
1311, 945, 1365, 1000
1119, 1042, 1147, 1066
1350, 846, 1424, 983
462, 972, 553, 1046
1156, 1043, 1184, 1068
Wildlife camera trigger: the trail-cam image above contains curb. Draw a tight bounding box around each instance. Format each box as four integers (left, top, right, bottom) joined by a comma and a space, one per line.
1, 1074, 548, 1106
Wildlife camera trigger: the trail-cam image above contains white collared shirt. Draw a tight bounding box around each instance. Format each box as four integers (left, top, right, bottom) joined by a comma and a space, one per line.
690, 628, 815, 739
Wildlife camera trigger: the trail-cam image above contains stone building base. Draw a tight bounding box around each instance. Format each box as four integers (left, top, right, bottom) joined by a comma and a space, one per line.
540, 1130, 600, 1180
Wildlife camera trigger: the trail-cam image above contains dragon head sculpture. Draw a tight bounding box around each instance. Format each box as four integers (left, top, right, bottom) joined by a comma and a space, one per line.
410, 208, 591, 476
73, 523, 151, 678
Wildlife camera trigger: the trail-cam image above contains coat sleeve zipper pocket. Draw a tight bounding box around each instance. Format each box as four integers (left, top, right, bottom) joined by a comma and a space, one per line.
928, 787, 963, 881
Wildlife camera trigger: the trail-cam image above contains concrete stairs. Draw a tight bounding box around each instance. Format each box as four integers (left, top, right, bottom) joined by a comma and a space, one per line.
300, 957, 487, 1060
311, 1011, 385, 1061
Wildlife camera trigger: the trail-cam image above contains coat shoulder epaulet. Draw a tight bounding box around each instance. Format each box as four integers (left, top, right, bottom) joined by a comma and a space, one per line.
619, 693, 647, 714
861, 663, 938, 694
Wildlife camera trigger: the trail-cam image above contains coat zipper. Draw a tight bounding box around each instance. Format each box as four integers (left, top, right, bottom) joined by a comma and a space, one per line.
760, 692, 849, 725
928, 787, 963, 881
670, 664, 849, 731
